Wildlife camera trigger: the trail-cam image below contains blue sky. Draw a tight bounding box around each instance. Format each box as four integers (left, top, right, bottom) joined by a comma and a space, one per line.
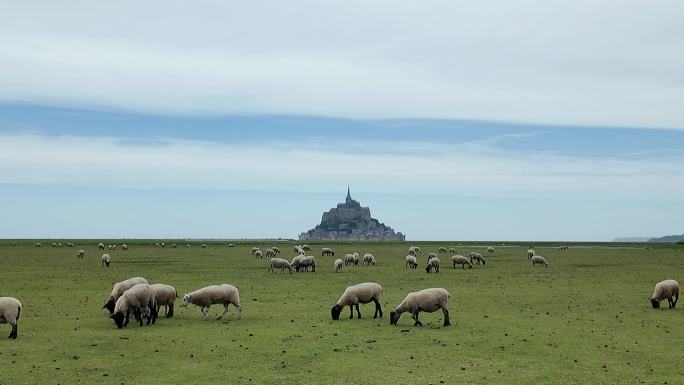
0, 1, 683, 240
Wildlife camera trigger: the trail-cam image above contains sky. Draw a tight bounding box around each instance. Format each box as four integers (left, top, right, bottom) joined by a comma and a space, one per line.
0, 1, 683, 240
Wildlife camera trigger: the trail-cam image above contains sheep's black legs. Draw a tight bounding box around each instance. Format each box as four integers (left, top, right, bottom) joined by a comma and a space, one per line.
8, 324, 17, 339
217, 304, 229, 320
442, 308, 451, 326
355, 304, 361, 319
349, 305, 354, 319
167, 303, 174, 318
373, 299, 383, 318
412, 311, 422, 326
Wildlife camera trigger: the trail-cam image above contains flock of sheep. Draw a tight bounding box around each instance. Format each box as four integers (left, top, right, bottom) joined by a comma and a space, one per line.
1, 242, 680, 339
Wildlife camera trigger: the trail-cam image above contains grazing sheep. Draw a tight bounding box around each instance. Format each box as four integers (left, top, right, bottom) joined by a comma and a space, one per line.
427, 252, 438, 262
302, 244, 311, 251
58, 243, 62, 247
405, 255, 418, 269
290, 255, 304, 271
438, 247, 447, 253
527, 249, 535, 259
344, 254, 356, 266
469, 252, 486, 265
254, 250, 263, 259
228, 243, 235, 248
77, 249, 85, 259
272, 246, 280, 254
293, 245, 301, 253
186, 244, 191, 248
558, 245, 568, 251
252, 247, 261, 255
650, 280, 679, 309
321, 247, 335, 257
269, 258, 294, 273
265, 248, 276, 258
103, 277, 150, 315
0, 297, 22, 339
295, 247, 306, 256
51, 242, 58, 247
181, 284, 242, 321
353, 252, 360, 265
408, 247, 417, 256
121, 244, 128, 251
426, 257, 440, 273
451, 255, 472, 269
171, 243, 177, 248
107, 244, 112, 250
161, 242, 165, 248
66, 242, 74, 247
98, 242, 105, 250
110, 284, 158, 329
150, 283, 178, 318
331, 282, 383, 320
334, 258, 343, 272
112, 244, 117, 250
487, 247, 496, 254
299, 255, 316, 272
449, 247, 457, 253
363, 253, 376, 266
200, 244, 208, 248
155, 242, 160, 247
34, 242, 42, 248
101, 253, 111, 267
531, 255, 549, 267
389, 288, 451, 327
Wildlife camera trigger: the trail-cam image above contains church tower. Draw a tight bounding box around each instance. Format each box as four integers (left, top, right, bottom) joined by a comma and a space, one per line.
346, 185, 352, 203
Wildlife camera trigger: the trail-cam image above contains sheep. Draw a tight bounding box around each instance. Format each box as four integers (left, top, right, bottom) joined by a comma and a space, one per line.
408, 247, 417, 256
107, 244, 112, 250
186, 244, 191, 248
103, 277, 149, 315
412, 246, 421, 254
330, 282, 383, 320
650, 280, 679, 309
290, 255, 304, 271
252, 247, 261, 255
293, 245, 302, 253
389, 288, 451, 327
150, 283, 178, 318
51, 242, 58, 247
101, 253, 111, 267
201, 244, 208, 248
121, 244, 128, 251
344, 254, 356, 266
110, 283, 158, 329
98, 242, 105, 250
254, 250, 263, 259
558, 246, 568, 251
469, 252, 486, 265
265, 248, 276, 258
352, 252, 360, 265
66, 242, 74, 247
426, 257, 440, 273
334, 259, 343, 272
438, 247, 447, 253
228, 243, 235, 248
405, 255, 418, 269
295, 247, 306, 256
112, 244, 117, 250
527, 249, 535, 259
321, 247, 335, 257
302, 244, 311, 251
269, 258, 294, 273
155, 242, 160, 247
0, 297, 22, 339
427, 252, 438, 262
77, 249, 85, 259
451, 255, 472, 269
161, 242, 165, 248
363, 253, 376, 266
531, 255, 549, 267
272, 246, 280, 254
449, 247, 457, 253
58, 242, 62, 247
299, 255, 316, 272
487, 247, 496, 254
171, 243, 177, 248
34, 242, 42, 248
181, 284, 242, 321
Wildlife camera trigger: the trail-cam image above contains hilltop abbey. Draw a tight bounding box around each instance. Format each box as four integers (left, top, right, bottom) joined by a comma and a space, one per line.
299, 187, 405, 241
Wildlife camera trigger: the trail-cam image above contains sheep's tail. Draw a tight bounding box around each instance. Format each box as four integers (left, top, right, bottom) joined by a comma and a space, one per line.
175, 290, 179, 298
16, 304, 22, 321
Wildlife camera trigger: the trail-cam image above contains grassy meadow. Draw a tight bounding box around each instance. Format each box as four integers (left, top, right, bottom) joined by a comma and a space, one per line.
1, 240, 683, 385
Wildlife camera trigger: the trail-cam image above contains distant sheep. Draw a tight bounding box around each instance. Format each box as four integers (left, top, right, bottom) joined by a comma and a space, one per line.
651, 280, 679, 309
66, 242, 75, 247
228, 243, 235, 248
171, 243, 177, 248
121, 244, 128, 251
51, 242, 58, 248
101, 253, 111, 267
449, 248, 457, 253
98, 243, 105, 250
34, 242, 42, 248
77, 249, 85, 259
271, 246, 280, 254
438, 247, 447, 253
469, 252, 486, 265
527, 249, 535, 259
425, 257, 440, 273
451, 255, 472, 269
408, 247, 417, 256
321, 247, 335, 257
252, 247, 261, 255
254, 250, 263, 259
558, 246, 568, 251
334, 259, 343, 272
299, 255, 316, 272
181, 284, 242, 321
344, 254, 358, 266
363, 253, 376, 266
487, 247, 495, 253
389, 288, 450, 327
530, 255, 549, 267
265, 248, 276, 258
331, 282, 383, 320
405, 255, 418, 269
269, 258, 294, 273
427, 252, 438, 262
200, 244, 208, 248
0, 297, 22, 339
302, 244, 311, 251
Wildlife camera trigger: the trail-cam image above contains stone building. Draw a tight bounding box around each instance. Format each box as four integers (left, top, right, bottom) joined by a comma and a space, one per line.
299, 187, 405, 241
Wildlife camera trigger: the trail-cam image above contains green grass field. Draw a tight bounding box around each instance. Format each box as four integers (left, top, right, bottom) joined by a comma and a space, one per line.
1, 241, 683, 385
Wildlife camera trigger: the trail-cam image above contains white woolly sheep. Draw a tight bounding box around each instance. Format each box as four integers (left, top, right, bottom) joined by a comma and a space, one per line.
150, 283, 178, 318
66, 242, 74, 247
451, 255, 472, 269
121, 244, 128, 251
426, 257, 440, 273
200, 244, 208, 248
487, 247, 495, 253
103, 277, 149, 315
405, 255, 418, 269
171, 243, 177, 248
254, 250, 263, 259
411, 246, 421, 254
291, 255, 304, 271
265, 248, 276, 258
321, 247, 335, 257
161, 242, 165, 248
77, 249, 85, 259
302, 244, 311, 251
559, 246, 568, 251
427, 252, 438, 262
110, 283, 158, 329
330, 282, 383, 320
299, 255, 316, 272
344, 254, 357, 266
527, 249, 535, 259
408, 247, 417, 256
186, 244, 191, 248
469, 252, 486, 266
101, 253, 111, 267
98, 242, 105, 250
269, 258, 294, 273
334, 258, 343, 272
34, 242, 42, 248
389, 288, 451, 327
58, 243, 62, 247
363, 253, 376, 266
438, 247, 447, 253
272, 246, 280, 253
449, 248, 457, 253
0, 297, 22, 339
181, 284, 242, 321
651, 280, 679, 309
531, 255, 549, 267
51, 242, 58, 247
252, 247, 260, 255
228, 243, 235, 248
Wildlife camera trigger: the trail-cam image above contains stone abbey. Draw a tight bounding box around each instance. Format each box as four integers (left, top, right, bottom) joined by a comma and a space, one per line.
299, 187, 405, 241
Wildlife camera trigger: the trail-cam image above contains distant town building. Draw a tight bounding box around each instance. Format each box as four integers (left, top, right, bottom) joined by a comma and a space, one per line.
299, 187, 405, 241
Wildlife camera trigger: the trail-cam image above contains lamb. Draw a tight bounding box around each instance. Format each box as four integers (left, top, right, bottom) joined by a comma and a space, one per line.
451, 255, 472, 269
530, 255, 549, 267
103, 277, 149, 314
427, 252, 438, 262
98, 242, 105, 250
650, 280, 679, 309
487, 247, 496, 253
0, 297, 22, 339
269, 258, 294, 273
110, 283, 158, 328
405, 255, 418, 269
299, 255, 316, 272
321, 247, 335, 256
101, 253, 111, 267
77, 249, 85, 259
469, 252, 486, 265
254, 250, 263, 259
389, 288, 451, 327
121, 244, 128, 251
181, 284, 242, 321
265, 248, 276, 258
334, 258, 343, 272
363, 253, 376, 266
426, 257, 440, 273
438, 247, 447, 253
330, 282, 383, 320
150, 283, 178, 318
527, 249, 535, 259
